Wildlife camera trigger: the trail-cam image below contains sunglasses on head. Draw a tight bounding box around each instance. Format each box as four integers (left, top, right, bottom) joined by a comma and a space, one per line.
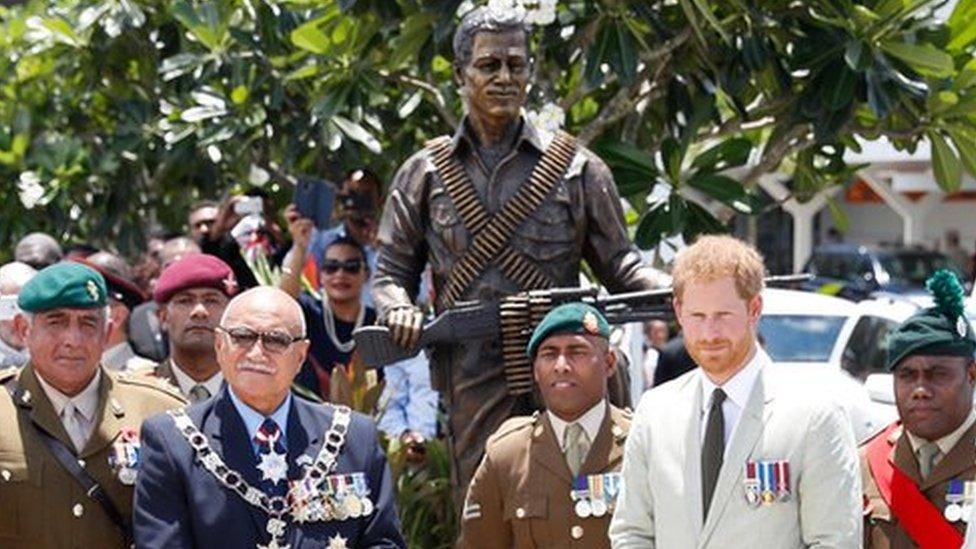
216, 326, 304, 354
322, 259, 364, 274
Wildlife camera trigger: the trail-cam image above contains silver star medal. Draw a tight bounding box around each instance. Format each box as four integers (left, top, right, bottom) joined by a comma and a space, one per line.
257, 448, 288, 486
327, 533, 348, 549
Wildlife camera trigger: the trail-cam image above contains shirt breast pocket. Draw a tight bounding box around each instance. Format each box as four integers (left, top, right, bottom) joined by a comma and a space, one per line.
428, 188, 468, 258
505, 493, 552, 547
515, 186, 576, 263
0, 452, 42, 538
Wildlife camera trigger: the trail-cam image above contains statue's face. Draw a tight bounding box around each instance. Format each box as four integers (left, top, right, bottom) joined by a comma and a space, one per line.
457, 29, 529, 126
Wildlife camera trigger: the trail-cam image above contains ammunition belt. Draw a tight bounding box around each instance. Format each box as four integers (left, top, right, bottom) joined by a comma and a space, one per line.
426, 131, 578, 314
498, 291, 559, 396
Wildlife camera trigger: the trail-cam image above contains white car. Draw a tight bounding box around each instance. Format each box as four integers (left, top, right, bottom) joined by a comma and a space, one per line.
758, 289, 917, 441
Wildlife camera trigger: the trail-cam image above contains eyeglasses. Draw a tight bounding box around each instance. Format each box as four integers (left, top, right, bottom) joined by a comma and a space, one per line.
216, 326, 304, 354
322, 259, 364, 275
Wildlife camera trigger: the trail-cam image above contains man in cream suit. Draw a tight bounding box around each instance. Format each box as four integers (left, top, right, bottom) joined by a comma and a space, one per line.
609, 235, 861, 548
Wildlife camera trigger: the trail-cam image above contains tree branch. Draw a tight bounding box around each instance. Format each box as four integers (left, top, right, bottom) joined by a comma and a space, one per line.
577, 60, 669, 145
742, 124, 812, 187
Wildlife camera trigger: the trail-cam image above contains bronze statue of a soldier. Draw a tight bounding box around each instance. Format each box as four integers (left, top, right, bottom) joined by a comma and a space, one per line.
372, 6, 667, 505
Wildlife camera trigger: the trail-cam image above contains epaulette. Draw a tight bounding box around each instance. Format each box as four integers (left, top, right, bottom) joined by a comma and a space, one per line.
115, 372, 186, 402
487, 414, 536, 445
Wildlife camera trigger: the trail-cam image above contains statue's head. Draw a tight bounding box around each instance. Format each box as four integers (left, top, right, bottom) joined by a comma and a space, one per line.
453, 7, 532, 126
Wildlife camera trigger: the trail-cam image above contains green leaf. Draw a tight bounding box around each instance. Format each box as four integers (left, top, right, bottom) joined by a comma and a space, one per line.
880, 41, 955, 78
685, 173, 760, 214
389, 13, 435, 68
284, 64, 321, 81
332, 115, 382, 154
612, 25, 638, 84
634, 200, 672, 249
291, 21, 331, 55
956, 58, 976, 90
821, 64, 857, 112
948, 0, 976, 51
946, 126, 976, 178
661, 137, 684, 185
929, 131, 963, 191
584, 23, 613, 87
826, 196, 850, 234
690, 138, 752, 173
683, 200, 727, 242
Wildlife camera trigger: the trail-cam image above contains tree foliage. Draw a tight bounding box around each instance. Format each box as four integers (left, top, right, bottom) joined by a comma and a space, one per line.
1, 0, 975, 257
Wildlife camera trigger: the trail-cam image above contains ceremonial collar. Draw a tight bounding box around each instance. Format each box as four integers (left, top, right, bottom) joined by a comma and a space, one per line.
905, 409, 976, 457
229, 386, 292, 450
699, 346, 766, 415
35, 366, 102, 423
170, 358, 224, 398
548, 400, 606, 449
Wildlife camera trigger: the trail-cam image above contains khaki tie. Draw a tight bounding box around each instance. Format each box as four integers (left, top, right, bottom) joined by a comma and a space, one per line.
563, 423, 590, 476
61, 401, 87, 452
917, 441, 941, 479
189, 384, 211, 403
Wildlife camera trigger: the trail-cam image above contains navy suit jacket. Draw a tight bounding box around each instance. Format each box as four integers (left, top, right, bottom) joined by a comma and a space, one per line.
134, 387, 405, 548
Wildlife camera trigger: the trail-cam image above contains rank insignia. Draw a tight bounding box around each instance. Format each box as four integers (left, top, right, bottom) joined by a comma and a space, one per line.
327, 533, 348, 549
86, 279, 100, 301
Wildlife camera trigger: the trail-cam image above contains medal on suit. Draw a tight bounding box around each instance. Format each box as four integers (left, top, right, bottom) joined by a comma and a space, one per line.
744, 462, 761, 507
774, 460, 791, 502
108, 427, 141, 486
588, 475, 607, 517
571, 476, 592, 518
962, 482, 976, 523
945, 480, 965, 522
759, 461, 775, 505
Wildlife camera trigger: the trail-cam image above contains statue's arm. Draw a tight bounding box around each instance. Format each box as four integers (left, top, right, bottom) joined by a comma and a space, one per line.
372, 151, 431, 318
580, 149, 669, 292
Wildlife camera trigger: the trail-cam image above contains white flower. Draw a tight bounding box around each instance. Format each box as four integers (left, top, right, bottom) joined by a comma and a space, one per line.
17, 171, 45, 210
524, 0, 557, 25
487, 0, 526, 21
527, 102, 565, 133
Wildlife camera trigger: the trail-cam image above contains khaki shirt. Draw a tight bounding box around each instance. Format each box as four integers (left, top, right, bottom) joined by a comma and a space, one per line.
861, 422, 976, 549
0, 364, 186, 548
458, 404, 631, 549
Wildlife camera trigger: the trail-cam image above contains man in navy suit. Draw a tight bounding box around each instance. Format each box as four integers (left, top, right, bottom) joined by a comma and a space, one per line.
134, 286, 405, 548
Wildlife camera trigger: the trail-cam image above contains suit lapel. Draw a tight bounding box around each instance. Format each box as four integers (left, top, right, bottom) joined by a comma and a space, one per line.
700, 365, 771, 546
80, 369, 124, 458
19, 365, 76, 449
921, 422, 976, 491
579, 403, 613, 475
681, 374, 705, 540
892, 429, 923, 486
205, 387, 266, 532
531, 414, 573, 483
286, 398, 324, 479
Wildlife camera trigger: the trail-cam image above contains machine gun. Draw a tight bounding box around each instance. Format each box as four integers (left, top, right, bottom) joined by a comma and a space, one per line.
354, 274, 811, 396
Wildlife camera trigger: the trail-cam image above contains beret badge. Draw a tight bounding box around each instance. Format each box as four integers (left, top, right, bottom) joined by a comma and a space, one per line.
583, 311, 599, 335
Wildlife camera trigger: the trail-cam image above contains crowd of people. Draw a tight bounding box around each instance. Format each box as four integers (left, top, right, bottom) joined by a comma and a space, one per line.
2, 5, 976, 549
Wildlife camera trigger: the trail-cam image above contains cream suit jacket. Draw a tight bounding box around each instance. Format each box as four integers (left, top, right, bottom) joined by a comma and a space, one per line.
609, 350, 861, 548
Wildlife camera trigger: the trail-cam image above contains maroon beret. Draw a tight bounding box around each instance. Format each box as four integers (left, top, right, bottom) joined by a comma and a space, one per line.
153, 253, 238, 304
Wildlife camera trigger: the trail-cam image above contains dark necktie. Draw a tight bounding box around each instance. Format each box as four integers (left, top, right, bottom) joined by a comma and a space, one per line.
702, 388, 727, 521
254, 418, 288, 497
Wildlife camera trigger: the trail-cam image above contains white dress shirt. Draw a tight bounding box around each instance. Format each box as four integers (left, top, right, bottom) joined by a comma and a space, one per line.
548, 400, 606, 451
170, 359, 224, 398
699, 347, 765, 450
35, 368, 102, 450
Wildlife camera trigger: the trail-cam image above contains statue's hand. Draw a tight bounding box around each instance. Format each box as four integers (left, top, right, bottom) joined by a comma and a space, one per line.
386, 306, 424, 349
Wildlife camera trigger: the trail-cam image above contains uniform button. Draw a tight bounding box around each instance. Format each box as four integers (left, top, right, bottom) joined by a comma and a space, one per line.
612, 425, 623, 437
77, 459, 85, 468
571, 525, 583, 539
515, 507, 526, 519
1, 469, 10, 481
72, 503, 84, 518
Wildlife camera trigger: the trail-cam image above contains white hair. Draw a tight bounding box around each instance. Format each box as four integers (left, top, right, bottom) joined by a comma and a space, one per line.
20, 306, 110, 327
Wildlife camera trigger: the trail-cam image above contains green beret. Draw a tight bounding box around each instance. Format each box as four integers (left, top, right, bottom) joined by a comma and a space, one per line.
527, 302, 610, 358
17, 262, 108, 313
886, 269, 975, 370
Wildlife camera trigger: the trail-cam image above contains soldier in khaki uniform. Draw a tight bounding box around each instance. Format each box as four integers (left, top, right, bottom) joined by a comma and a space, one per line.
861, 269, 976, 548
0, 262, 185, 548
459, 303, 630, 548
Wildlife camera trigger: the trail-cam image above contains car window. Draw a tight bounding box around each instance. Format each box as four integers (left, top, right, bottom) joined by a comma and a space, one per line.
841, 316, 899, 380
758, 315, 847, 362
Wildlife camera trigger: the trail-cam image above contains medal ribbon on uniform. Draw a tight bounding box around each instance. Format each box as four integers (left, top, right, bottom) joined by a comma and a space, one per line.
776, 460, 791, 501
